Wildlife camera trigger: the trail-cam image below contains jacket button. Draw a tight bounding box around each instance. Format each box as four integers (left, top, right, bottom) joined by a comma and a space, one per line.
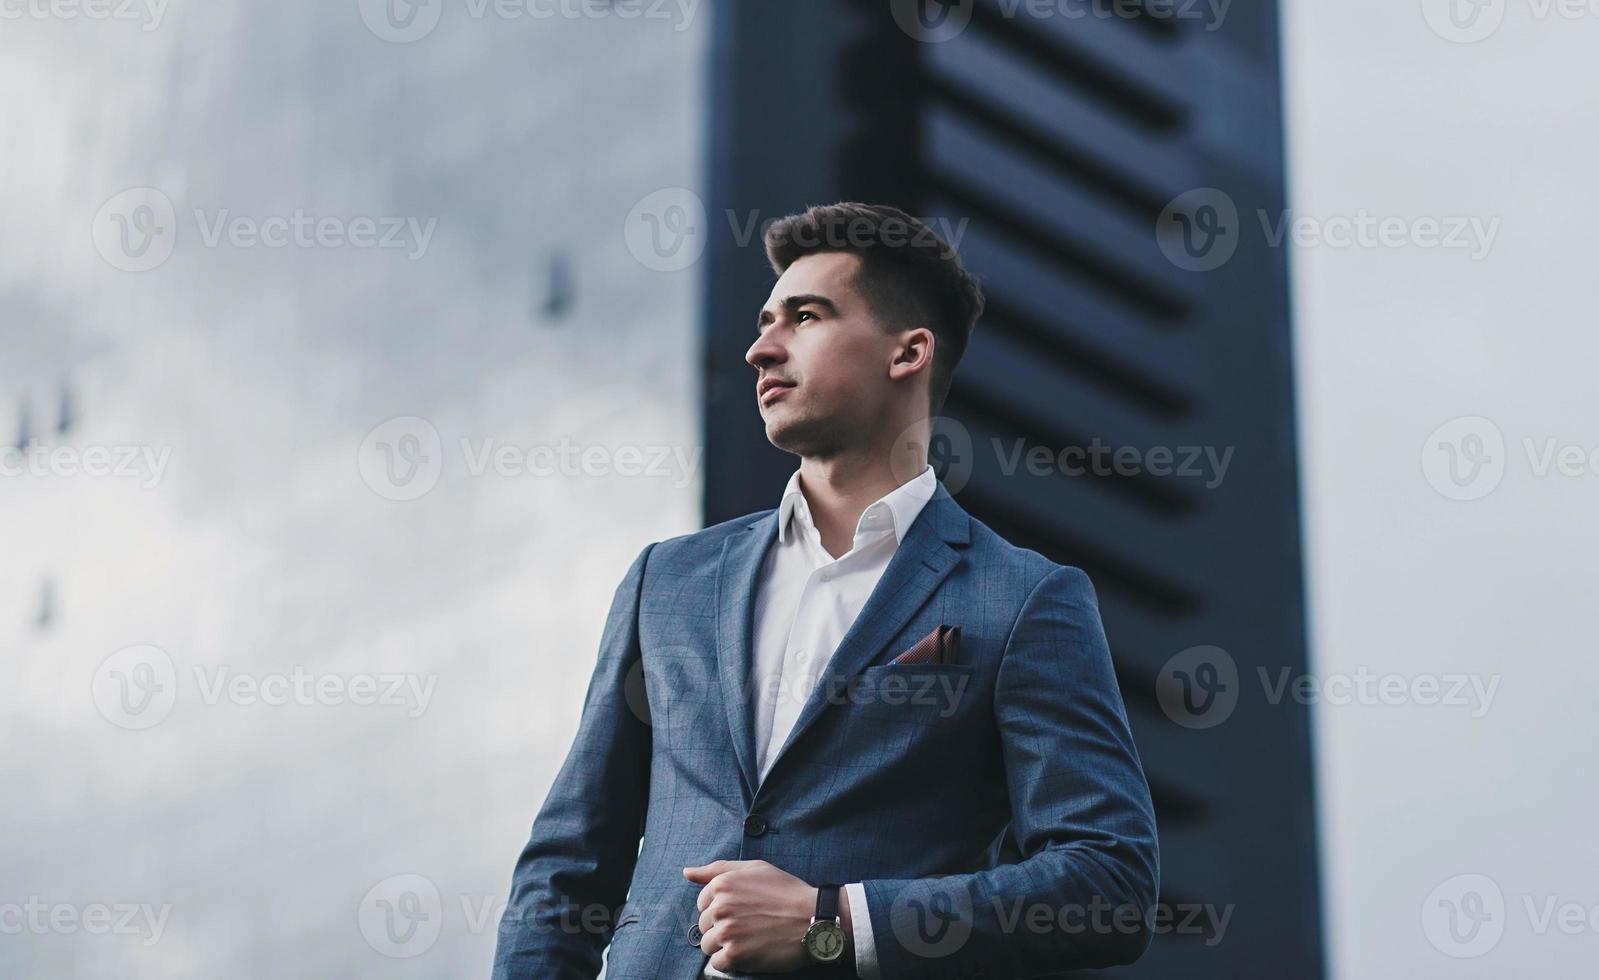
743, 813, 768, 837
687, 922, 702, 946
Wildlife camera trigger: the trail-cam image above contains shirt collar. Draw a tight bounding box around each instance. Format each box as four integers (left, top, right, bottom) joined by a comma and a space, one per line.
777, 464, 938, 548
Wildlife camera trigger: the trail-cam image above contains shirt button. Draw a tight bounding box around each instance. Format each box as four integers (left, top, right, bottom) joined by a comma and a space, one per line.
687, 921, 702, 946
744, 813, 769, 837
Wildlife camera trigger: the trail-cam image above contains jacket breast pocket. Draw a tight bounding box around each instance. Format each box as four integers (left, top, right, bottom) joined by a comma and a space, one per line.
838, 663, 977, 723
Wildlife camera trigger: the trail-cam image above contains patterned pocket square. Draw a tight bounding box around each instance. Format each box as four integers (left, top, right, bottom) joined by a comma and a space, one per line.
889, 624, 962, 667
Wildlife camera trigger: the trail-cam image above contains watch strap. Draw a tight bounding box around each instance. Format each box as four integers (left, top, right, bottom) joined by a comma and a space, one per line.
814, 883, 841, 922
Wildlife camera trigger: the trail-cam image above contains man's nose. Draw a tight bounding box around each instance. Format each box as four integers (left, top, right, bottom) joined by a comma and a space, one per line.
745, 331, 786, 369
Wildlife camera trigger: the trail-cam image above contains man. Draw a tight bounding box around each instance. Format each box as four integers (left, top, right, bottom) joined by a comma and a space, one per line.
492, 203, 1158, 979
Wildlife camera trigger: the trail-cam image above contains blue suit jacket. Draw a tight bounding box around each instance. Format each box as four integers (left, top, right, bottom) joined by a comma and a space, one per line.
493, 481, 1158, 979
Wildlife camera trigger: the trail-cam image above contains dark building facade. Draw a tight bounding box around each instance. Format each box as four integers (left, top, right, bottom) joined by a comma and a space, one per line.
702, 2, 1321, 976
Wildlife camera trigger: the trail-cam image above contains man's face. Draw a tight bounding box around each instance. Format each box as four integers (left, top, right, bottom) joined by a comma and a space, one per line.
745, 251, 904, 458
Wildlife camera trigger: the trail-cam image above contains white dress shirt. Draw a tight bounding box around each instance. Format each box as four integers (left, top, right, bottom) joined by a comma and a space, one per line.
702, 464, 937, 980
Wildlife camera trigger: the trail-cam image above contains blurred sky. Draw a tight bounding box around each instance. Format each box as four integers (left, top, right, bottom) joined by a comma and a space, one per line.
1283, 0, 1599, 976
0, 3, 708, 976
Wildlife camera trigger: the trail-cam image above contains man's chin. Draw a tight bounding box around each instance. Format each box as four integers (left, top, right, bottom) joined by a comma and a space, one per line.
763, 415, 799, 451
764, 413, 839, 457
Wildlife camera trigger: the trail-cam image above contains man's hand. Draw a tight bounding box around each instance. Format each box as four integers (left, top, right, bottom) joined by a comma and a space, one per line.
682, 860, 851, 974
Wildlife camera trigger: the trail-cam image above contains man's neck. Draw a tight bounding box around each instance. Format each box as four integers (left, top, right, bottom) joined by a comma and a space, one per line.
796, 446, 924, 560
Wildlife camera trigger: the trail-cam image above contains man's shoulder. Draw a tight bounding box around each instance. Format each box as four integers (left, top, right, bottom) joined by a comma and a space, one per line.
638, 507, 776, 571
961, 509, 1097, 605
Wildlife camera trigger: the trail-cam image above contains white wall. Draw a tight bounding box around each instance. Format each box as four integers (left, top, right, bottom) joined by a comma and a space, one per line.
0, 3, 709, 976
1282, 1, 1599, 976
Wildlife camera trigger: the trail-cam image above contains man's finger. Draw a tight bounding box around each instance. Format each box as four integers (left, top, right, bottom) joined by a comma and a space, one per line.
682, 860, 740, 884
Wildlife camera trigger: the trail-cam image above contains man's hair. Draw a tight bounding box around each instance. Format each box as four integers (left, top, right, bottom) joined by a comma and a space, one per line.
763, 202, 984, 416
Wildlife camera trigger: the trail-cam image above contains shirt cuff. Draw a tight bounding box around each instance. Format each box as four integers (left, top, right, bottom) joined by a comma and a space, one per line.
844, 882, 878, 979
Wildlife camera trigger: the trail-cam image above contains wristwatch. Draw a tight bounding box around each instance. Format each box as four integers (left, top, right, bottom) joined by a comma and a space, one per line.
801, 884, 847, 964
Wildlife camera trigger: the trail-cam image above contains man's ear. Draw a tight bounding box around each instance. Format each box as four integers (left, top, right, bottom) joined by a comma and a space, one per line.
888, 327, 935, 382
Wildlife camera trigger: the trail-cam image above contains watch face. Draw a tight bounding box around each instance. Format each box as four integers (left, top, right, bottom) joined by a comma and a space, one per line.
804, 920, 846, 963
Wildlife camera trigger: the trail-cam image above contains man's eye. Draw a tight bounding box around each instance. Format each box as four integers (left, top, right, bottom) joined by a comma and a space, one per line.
797, 311, 816, 322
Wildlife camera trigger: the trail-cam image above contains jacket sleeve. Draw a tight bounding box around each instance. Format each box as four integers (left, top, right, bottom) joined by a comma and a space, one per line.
492, 543, 656, 980
861, 564, 1160, 979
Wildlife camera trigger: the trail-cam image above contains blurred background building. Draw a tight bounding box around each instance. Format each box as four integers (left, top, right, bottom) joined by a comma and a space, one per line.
3, 0, 1596, 978
705, 3, 1316, 978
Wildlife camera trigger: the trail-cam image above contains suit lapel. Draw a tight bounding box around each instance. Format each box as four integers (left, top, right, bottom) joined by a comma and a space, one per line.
756, 483, 970, 793
715, 510, 779, 806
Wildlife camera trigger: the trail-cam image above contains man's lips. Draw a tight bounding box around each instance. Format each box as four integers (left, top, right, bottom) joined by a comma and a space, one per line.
759, 381, 796, 405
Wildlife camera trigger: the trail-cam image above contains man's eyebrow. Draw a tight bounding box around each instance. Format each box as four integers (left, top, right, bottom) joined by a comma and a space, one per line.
755, 293, 840, 330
